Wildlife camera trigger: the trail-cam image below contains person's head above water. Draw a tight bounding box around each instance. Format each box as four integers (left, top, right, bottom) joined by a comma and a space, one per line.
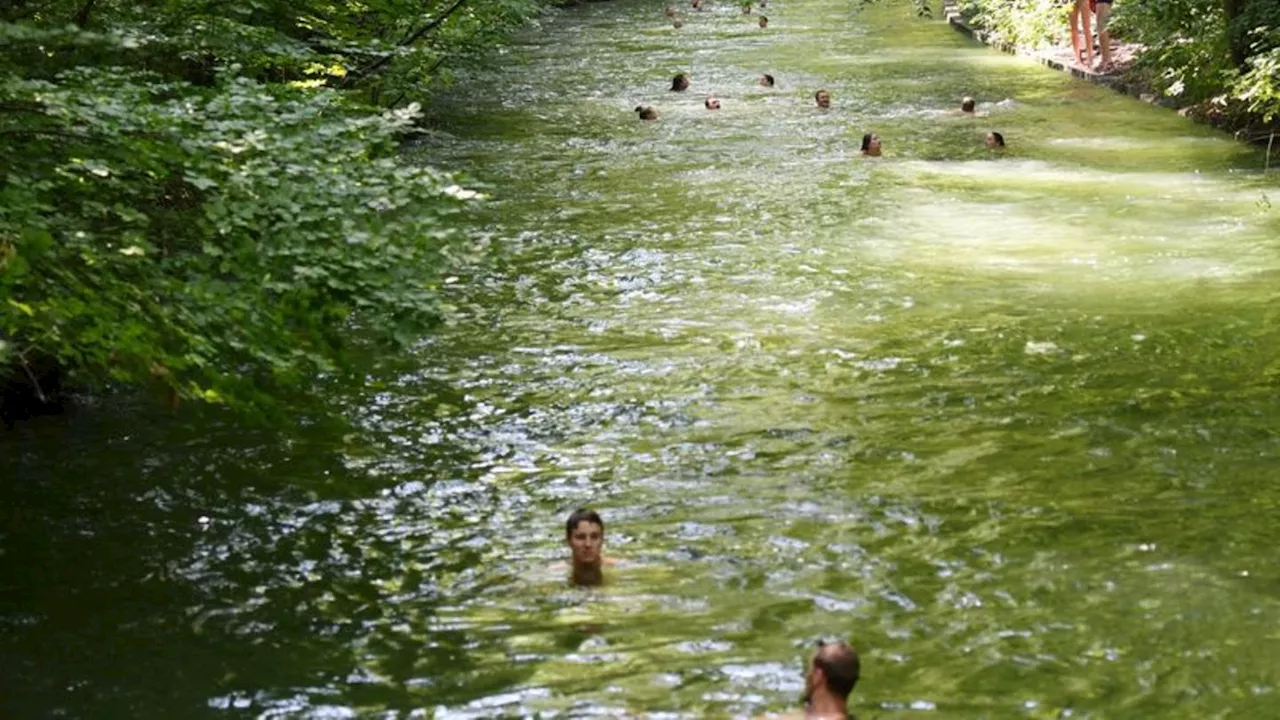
758, 15, 768, 27
672, 16, 684, 28
815, 89, 831, 108
635, 105, 658, 121
759, 73, 775, 88
985, 131, 1005, 149
861, 132, 881, 156
961, 96, 976, 113
664, 5, 677, 16
671, 73, 691, 92
804, 640, 861, 717
705, 94, 721, 110
565, 508, 606, 576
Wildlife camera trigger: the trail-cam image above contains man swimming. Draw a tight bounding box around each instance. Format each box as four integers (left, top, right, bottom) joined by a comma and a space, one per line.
705, 94, 721, 110
759, 73, 775, 88
758, 15, 768, 28
985, 131, 1005, 149
672, 72, 691, 92
802, 640, 860, 719
814, 89, 831, 108
960, 96, 976, 113
635, 105, 659, 121
565, 508, 612, 586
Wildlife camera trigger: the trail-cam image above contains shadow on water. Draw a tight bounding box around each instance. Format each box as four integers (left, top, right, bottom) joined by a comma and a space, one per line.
0, 392, 538, 718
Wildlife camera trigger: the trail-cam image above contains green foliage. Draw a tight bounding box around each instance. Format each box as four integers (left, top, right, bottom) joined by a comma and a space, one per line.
1107, 0, 1280, 121
956, 0, 1065, 49
1235, 29, 1280, 122
0, 0, 551, 409
1109, 0, 1234, 102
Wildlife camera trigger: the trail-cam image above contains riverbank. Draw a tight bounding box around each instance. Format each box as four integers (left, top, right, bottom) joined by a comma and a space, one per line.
943, 0, 1280, 150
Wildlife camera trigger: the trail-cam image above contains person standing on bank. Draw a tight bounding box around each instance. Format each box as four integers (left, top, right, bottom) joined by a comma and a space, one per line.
565, 508, 613, 586
1069, 0, 1093, 68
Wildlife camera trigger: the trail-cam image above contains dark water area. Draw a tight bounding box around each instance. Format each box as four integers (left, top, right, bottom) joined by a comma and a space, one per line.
3, 0, 1280, 717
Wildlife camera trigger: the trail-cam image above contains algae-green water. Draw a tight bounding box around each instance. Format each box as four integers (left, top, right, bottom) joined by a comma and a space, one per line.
3, 0, 1280, 718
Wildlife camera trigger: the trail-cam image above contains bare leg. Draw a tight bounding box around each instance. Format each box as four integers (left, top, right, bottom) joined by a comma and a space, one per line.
1069, 5, 1084, 64
1079, 0, 1093, 67
1096, 3, 1113, 70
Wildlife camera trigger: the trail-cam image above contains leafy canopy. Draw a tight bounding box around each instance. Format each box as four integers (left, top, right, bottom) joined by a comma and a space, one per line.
0, 0, 547, 409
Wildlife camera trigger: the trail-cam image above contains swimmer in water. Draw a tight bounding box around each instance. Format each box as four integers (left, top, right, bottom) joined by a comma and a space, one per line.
758, 15, 769, 28
960, 96, 976, 113
802, 640, 860, 719
815, 89, 831, 108
759, 73, 775, 88
692, 0, 704, 9
565, 508, 613, 587
705, 94, 721, 110
671, 72, 691, 92
985, 131, 1005, 149
860, 132, 881, 156
742, 2, 753, 13
664, 5, 678, 17
635, 105, 658, 120
672, 15, 684, 28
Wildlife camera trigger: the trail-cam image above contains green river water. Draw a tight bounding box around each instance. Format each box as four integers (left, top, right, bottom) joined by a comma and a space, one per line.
4, 0, 1280, 718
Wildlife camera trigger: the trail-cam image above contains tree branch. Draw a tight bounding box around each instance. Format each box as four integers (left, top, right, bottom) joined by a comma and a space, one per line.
346, 0, 470, 83
18, 354, 47, 404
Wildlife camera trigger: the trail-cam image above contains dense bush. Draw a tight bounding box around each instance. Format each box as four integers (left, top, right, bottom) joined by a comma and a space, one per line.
0, 0, 546, 410
1110, 0, 1280, 123
956, 0, 1066, 49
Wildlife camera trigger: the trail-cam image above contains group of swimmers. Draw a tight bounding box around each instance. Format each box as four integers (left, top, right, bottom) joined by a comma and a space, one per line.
634, 1, 1008, 155
637, 74, 1006, 154
563, 508, 861, 719
666, 0, 770, 28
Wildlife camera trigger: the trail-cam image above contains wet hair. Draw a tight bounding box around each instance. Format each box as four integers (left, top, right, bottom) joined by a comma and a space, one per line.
860, 132, 875, 152
815, 89, 830, 103
671, 73, 690, 91
990, 131, 1005, 147
961, 96, 976, 113
761, 73, 775, 87
814, 640, 860, 698
759, 15, 768, 25
566, 508, 604, 538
